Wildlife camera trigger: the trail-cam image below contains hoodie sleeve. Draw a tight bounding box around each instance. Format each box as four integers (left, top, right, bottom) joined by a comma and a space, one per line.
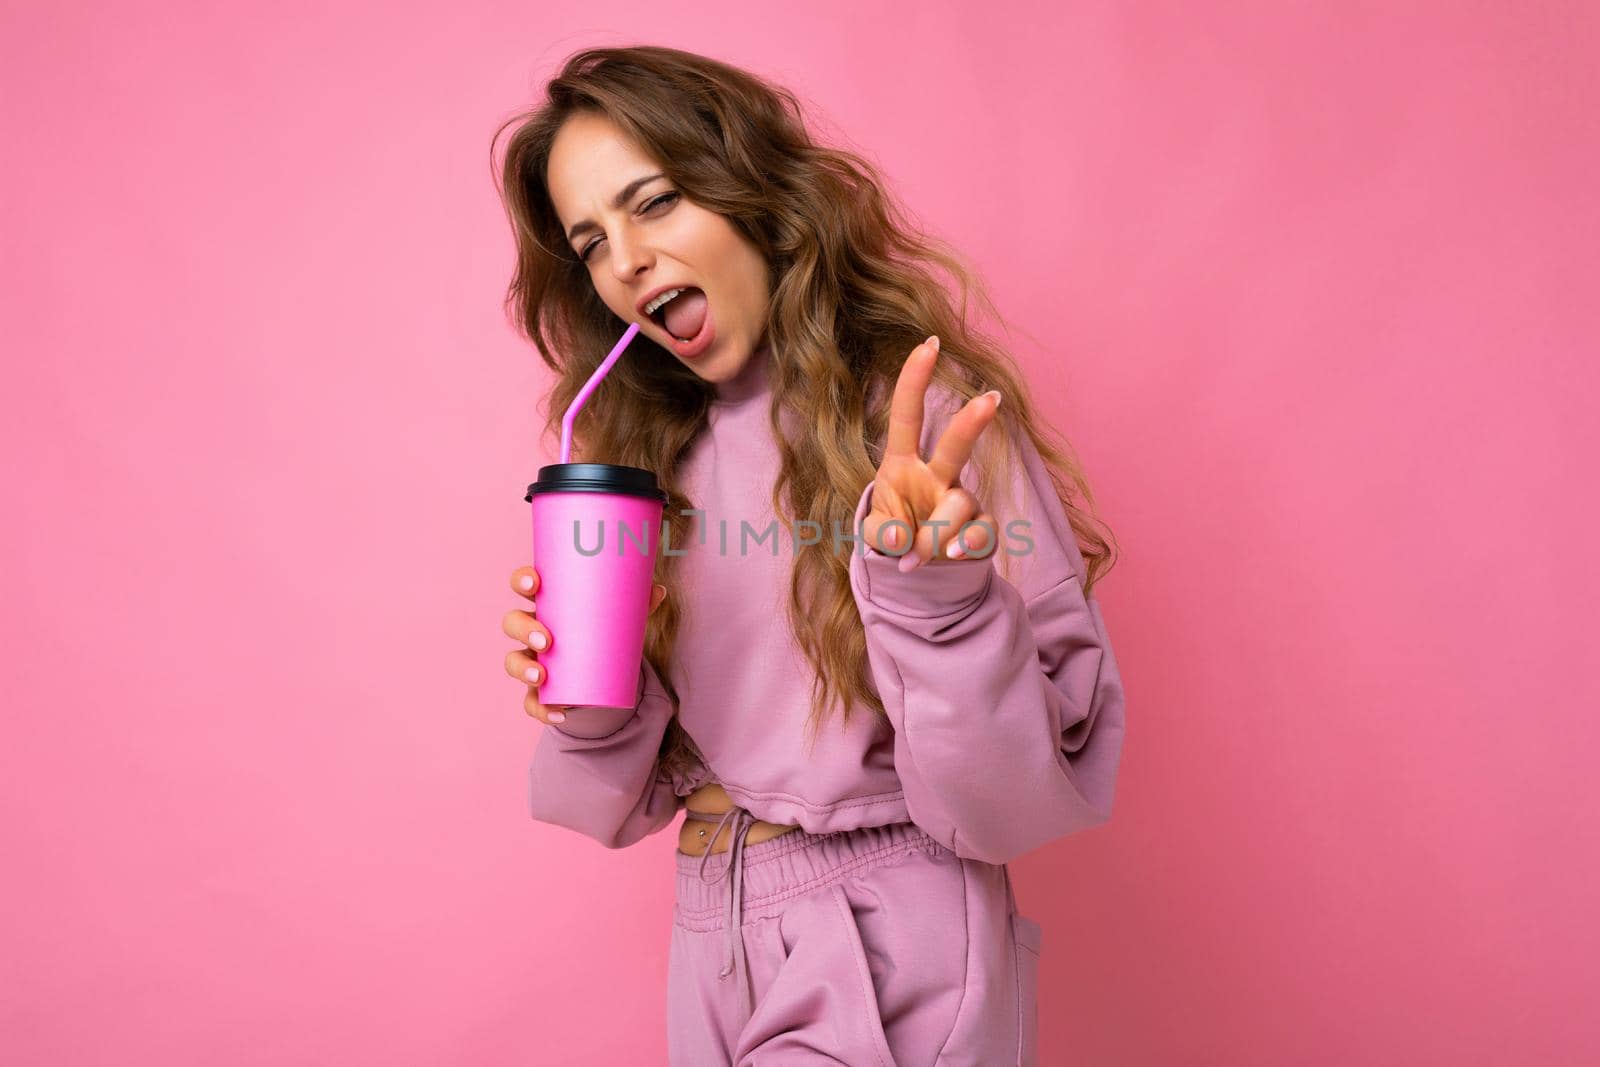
527, 659, 683, 849
848, 389, 1127, 865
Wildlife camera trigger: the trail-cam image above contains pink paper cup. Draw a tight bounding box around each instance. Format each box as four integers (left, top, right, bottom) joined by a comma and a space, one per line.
525, 463, 667, 708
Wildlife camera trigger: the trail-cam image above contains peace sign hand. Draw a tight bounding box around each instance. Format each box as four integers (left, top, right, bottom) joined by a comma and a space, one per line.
861, 336, 1004, 573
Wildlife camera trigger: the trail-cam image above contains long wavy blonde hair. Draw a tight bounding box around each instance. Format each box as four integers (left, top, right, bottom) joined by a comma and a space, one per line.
492, 45, 1118, 782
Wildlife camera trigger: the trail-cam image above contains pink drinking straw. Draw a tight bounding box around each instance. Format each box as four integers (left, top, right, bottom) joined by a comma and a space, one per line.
559, 321, 641, 465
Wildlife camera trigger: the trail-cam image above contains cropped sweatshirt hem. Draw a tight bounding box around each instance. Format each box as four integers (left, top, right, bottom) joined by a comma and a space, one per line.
716, 781, 914, 835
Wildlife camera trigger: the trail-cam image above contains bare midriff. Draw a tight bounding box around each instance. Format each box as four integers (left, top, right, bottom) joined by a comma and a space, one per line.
677, 782, 802, 857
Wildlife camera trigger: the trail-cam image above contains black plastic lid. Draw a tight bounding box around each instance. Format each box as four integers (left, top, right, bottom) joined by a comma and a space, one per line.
524, 462, 668, 504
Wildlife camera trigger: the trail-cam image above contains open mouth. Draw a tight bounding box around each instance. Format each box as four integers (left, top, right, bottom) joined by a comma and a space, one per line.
648, 287, 707, 343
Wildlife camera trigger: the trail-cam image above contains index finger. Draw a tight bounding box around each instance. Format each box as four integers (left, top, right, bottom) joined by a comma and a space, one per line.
509, 565, 539, 601
885, 338, 940, 459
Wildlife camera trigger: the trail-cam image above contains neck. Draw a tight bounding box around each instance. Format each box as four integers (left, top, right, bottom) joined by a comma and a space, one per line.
712, 342, 773, 405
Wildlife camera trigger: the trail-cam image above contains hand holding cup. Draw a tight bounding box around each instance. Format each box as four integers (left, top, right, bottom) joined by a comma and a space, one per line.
503, 566, 667, 725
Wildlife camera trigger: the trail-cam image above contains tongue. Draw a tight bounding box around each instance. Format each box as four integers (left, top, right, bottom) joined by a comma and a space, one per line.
662, 288, 707, 341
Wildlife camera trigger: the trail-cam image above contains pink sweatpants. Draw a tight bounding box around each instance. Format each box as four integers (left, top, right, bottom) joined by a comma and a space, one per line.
668, 813, 1042, 1066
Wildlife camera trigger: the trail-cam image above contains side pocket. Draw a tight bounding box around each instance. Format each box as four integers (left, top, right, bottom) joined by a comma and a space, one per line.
1012, 913, 1043, 1067
829, 883, 900, 1067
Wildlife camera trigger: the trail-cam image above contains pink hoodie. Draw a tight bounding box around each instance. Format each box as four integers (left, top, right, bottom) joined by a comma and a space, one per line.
527, 344, 1126, 865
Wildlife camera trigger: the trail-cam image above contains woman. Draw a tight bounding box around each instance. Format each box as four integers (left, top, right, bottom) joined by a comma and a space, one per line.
494, 45, 1126, 1066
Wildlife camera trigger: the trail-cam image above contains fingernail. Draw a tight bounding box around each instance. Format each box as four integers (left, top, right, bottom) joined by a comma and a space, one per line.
529, 631, 547, 651
547, 710, 566, 723
518, 575, 534, 591
984, 390, 1001, 407
947, 537, 966, 559
524, 665, 541, 683
897, 551, 921, 573
925, 335, 940, 352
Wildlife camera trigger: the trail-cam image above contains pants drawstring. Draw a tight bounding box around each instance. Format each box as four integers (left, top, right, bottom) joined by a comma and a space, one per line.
685, 806, 756, 1030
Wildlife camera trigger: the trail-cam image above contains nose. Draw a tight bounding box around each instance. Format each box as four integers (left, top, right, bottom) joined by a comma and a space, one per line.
607, 226, 654, 284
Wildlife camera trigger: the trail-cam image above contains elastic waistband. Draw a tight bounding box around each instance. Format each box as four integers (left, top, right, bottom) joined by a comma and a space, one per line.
674, 818, 947, 924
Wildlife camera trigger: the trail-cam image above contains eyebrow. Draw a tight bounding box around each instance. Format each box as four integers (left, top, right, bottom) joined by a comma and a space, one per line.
564, 173, 667, 245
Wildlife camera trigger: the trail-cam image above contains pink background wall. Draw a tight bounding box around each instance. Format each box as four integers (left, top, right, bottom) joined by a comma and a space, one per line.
3, 3, 1594, 1064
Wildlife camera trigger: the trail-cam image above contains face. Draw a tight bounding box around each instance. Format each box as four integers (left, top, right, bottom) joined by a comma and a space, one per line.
545, 111, 771, 385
